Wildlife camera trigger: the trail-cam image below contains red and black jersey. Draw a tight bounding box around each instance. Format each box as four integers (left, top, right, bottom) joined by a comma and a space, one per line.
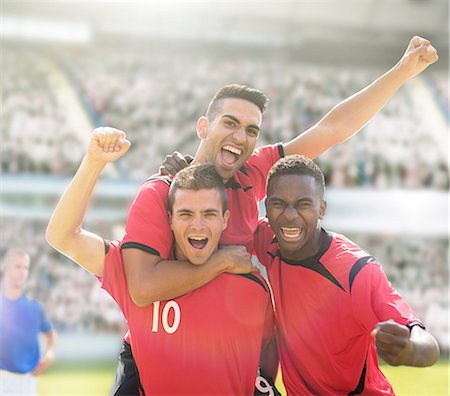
254, 219, 423, 396
121, 144, 283, 254
102, 241, 275, 395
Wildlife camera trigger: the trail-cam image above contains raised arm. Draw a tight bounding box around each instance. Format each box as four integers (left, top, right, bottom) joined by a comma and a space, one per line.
372, 320, 440, 367
46, 127, 130, 276
284, 35, 438, 158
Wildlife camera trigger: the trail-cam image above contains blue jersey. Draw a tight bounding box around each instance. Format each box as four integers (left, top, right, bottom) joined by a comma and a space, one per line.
0, 292, 52, 373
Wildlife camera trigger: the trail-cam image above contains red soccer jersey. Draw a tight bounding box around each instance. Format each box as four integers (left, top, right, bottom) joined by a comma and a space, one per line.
254, 219, 423, 396
121, 144, 283, 255
102, 241, 275, 395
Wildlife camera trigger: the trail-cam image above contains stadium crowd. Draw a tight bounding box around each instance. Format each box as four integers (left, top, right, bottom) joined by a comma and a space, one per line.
1, 49, 84, 175
2, 46, 449, 189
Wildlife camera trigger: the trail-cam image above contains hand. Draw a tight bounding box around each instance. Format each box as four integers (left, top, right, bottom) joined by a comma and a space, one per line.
371, 319, 413, 366
159, 151, 193, 176
212, 245, 259, 275
31, 351, 55, 376
396, 36, 438, 79
86, 127, 131, 165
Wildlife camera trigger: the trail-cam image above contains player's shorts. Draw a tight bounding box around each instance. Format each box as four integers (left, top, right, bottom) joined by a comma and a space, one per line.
0, 369, 37, 395
254, 373, 282, 396
110, 340, 142, 396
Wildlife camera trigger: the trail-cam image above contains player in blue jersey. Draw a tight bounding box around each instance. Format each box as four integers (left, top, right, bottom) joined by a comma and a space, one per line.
0, 248, 57, 395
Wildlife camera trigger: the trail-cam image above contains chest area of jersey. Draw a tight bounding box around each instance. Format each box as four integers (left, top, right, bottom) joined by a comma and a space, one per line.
1, 300, 42, 338
128, 274, 268, 343
269, 259, 353, 331
220, 187, 259, 249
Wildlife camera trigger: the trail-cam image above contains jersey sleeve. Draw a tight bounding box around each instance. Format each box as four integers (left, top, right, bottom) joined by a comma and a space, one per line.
100, 240, 131, 317
38, 303, 53, 333
254, 219, 276, 269
261, 299, 276, 345
245, 144, 284, 200
121, 178, 173, 259
351, 261, 423, 332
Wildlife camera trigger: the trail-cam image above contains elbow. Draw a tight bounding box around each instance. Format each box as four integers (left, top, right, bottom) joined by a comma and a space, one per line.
45, 225, 62, 251
128, 282, 158, 307
45, 224, 77, 256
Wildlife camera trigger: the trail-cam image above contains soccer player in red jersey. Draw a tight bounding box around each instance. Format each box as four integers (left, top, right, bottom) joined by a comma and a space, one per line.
118, 36, 437, 394
46, 129, 279, 395
254, 155, 440, 395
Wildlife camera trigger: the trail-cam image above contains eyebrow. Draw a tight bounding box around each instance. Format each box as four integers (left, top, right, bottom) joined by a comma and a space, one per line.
203, 209, 221, 214
221, 115, 260, 132
268, 196, 313, 203
175, 208, 221, 214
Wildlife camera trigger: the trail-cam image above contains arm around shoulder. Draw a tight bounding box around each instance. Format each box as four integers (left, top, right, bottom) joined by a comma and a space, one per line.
122, 245, 257, 307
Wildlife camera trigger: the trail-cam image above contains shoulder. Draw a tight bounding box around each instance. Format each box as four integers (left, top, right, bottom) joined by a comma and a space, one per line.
254, 219, 278, 264
244, 144, 283, 171
325, 231, 384, 289
22, 295, 46, 313
255, 218, 273, 239
138, 175, 172, 194
328, 231, 373, 263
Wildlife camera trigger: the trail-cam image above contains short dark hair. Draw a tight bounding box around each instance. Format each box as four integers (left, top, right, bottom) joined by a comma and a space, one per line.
205, 84, 269, 120
168, 164, 227, 214
267, 155, 325, 198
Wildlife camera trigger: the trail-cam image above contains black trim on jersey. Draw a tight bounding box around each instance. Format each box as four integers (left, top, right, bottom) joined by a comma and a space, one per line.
278, 231, 344, 291
137, 379, 145, 396
103, 240, 110, 255
224, 178, 253, 192
407, 321, 426, 331
121, 242, 161, 257
349, 256, 375, 292
268, 251, 277, 260
145, 175, 172, 187
348, 360, 366, 395
224, 178, 242, 190
239, 166, 249, 176
277, 143, 285, 158
237, 273, 268, 293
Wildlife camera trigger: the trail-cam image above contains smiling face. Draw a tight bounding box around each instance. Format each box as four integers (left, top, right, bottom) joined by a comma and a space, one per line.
197, 98, 262, 181
170, 188, 230, 265
265, 174, 326, 261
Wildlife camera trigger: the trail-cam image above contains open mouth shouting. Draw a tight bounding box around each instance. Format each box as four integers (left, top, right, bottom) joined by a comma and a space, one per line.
280, 227, 304, 241
221, 145, 242, 168
188, 236, 209, 250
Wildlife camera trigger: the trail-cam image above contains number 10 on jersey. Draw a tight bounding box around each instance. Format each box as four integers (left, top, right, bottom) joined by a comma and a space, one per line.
151, 301, 181, 334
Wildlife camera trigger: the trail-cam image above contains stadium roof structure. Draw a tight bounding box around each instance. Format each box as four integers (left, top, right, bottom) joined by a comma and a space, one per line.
3, 0, 448, 67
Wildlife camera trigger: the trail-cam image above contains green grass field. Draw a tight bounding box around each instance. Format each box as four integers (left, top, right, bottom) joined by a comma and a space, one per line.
39, 360, 449, 395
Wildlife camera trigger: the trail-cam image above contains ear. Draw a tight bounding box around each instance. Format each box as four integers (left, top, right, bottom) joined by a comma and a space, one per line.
319, 200, 327, 219
168, 211, 173, 229
196, 116, 209, 140
264, 197, 268, 216
222, 209, 230, 230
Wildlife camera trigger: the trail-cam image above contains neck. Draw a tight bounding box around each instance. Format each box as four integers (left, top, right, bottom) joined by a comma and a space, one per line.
2, 284, 23, 300
174, 246, 186, 262
192, 141, 230, 184
281, 228, 325, 261
192, 141, 207, 165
